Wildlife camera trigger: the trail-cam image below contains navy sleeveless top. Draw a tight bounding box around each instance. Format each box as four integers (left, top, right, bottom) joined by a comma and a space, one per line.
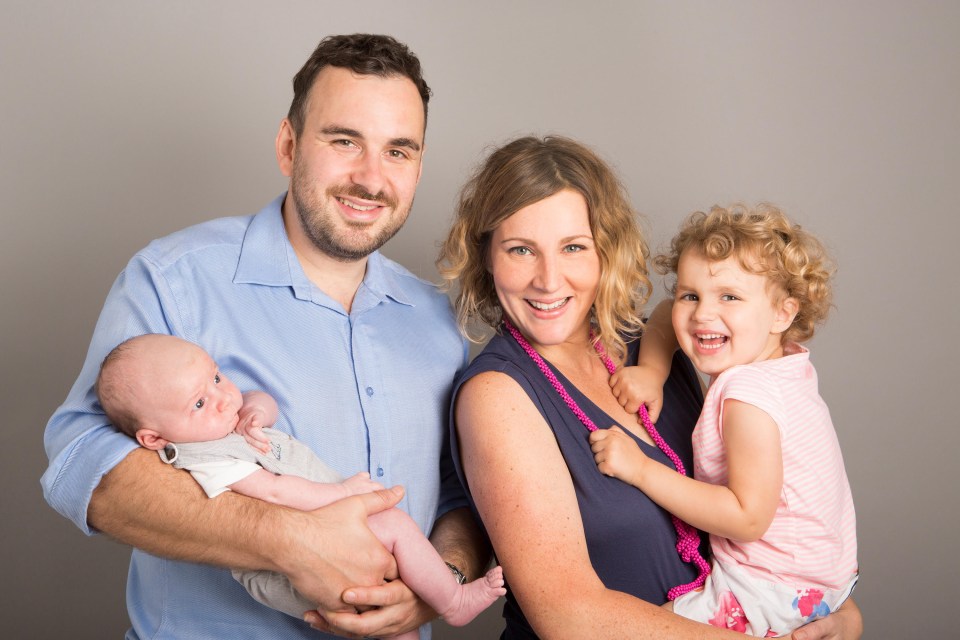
449, 332, 706, 639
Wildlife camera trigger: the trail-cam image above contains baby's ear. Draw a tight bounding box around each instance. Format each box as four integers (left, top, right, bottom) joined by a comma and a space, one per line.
773, 296, 800, 334
136, 429, 169, 451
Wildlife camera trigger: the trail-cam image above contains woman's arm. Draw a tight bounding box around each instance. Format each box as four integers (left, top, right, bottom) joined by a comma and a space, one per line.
455, 371, 743, 639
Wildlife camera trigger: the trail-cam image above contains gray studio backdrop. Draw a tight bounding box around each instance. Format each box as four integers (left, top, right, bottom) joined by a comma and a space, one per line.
3, 1, 957, 637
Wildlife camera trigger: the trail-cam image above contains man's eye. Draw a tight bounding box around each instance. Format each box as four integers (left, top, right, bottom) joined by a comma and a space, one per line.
195, 398, 205, 410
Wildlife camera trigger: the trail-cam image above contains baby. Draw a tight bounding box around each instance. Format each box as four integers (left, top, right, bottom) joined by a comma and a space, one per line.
95, 333, 504, 636
591, 204, 858, 636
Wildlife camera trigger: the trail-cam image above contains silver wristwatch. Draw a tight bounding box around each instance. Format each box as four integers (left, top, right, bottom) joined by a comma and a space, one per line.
445, 562, 466, 585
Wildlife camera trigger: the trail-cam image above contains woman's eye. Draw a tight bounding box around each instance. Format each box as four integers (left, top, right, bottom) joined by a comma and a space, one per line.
563, 244, 585, 253
509, 246, 532, 256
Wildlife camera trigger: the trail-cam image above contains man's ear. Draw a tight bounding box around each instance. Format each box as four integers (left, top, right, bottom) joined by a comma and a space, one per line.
276, 118, 297, 178
773, 296, 800, 335
136, 428, 169, 451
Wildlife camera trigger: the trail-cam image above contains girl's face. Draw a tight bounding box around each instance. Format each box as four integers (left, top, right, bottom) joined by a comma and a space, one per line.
672, 250, 798, 380
489, 189, 601, 353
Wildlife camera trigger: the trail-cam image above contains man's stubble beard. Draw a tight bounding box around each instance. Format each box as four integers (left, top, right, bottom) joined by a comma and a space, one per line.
290, 158, 412, 263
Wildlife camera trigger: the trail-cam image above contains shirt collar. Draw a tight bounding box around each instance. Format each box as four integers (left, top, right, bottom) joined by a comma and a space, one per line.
234, 193, 415, 310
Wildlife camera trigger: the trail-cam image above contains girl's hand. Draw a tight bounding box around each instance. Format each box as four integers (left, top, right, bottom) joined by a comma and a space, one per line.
589, 426, 648, 486
610, 365, 665, 423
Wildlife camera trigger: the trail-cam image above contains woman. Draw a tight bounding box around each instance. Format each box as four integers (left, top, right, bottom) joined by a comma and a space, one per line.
437, 135, 861, 639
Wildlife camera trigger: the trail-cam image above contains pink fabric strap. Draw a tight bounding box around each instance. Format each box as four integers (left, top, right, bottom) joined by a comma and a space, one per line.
502, 319, 710, 599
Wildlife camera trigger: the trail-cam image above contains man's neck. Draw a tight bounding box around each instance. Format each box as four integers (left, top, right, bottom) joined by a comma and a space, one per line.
282, 204, 367, 314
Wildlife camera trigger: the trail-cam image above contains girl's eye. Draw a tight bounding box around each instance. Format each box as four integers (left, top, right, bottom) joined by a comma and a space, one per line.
679, 293, 698, 301
721, 294, 739, 301
195, 398, 205, 410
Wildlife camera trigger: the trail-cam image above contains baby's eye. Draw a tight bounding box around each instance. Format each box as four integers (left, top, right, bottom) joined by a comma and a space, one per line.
195, 398, 205, 410
214, 374, 221, 384
721, 294, 740, 301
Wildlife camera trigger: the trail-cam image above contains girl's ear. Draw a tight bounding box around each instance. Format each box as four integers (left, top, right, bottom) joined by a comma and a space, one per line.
136, 429, 169, 451
772, 296, 800, 335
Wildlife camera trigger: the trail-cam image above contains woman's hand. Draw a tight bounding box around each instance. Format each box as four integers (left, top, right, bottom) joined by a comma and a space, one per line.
791, 598, 862, 640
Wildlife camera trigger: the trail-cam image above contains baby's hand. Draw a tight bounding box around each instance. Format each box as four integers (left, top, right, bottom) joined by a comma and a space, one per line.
341, 472, 385, 497
236, 407, 272, 453
589, 426, 648, 486
610, 365, 665, 423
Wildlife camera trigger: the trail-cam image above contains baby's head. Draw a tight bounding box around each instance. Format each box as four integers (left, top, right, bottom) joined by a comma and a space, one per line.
655, 204, 834, 372
96, 334, 243, 450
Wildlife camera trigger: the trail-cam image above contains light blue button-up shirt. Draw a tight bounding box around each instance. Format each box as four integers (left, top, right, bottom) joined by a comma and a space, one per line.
42, 194, 469, 639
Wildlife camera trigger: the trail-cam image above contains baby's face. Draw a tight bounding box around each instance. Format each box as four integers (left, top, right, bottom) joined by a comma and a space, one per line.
138, 341, 243, 444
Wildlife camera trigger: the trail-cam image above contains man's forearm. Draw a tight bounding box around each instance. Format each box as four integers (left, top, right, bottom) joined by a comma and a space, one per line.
89, 447, 284, 572
429, 507, 492, 580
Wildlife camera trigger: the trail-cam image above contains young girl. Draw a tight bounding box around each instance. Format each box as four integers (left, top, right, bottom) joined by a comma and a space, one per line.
590, 203, 858, 637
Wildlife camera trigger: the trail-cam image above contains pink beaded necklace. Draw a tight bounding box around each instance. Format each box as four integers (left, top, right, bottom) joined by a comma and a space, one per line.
502, 318, 710, 600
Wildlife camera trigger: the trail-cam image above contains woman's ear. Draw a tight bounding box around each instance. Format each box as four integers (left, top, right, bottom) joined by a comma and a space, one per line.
772, 296, 800, 335
136, 429, 169, 451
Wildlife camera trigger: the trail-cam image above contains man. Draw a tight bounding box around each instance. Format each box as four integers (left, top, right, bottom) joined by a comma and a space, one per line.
42, 34, 488, 639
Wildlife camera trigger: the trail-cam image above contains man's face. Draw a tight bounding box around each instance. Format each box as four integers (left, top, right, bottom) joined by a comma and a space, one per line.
283, 66, 425, 262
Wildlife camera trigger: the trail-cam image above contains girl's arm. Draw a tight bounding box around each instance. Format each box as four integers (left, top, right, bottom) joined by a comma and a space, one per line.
591, 399, 782, 542
456, 370, 745, 639
229, 470, 383, 512
611, 299, 678, 422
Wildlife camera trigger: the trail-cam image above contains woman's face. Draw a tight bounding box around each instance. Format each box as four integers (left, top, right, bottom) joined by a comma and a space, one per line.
489, 189, 601, 350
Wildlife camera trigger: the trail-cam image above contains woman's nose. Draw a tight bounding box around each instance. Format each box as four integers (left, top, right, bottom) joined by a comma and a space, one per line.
533, 256, 560, 291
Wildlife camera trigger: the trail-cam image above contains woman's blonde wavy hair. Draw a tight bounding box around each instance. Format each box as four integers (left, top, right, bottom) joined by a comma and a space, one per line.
437, 135, 651, 359
654, 203, 835, 344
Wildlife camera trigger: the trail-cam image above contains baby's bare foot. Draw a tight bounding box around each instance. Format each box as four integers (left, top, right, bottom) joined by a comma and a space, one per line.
441, 565, 507, 626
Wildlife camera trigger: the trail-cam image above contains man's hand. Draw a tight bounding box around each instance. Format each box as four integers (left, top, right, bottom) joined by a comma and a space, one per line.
304, 578, 436, 638
277, 487, 404, 623
341, 472, 385, 497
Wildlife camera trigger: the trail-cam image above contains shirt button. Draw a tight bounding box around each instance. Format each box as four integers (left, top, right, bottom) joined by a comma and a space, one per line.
366, 386, 374, 397
376, 466, 384, 477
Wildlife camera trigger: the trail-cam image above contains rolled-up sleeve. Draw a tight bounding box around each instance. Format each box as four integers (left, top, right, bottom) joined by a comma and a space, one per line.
41, 253, 181, 533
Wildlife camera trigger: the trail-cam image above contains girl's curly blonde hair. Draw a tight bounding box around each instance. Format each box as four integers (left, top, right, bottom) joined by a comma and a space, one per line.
437, 135, 651, 360
654, 203, 835, 344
